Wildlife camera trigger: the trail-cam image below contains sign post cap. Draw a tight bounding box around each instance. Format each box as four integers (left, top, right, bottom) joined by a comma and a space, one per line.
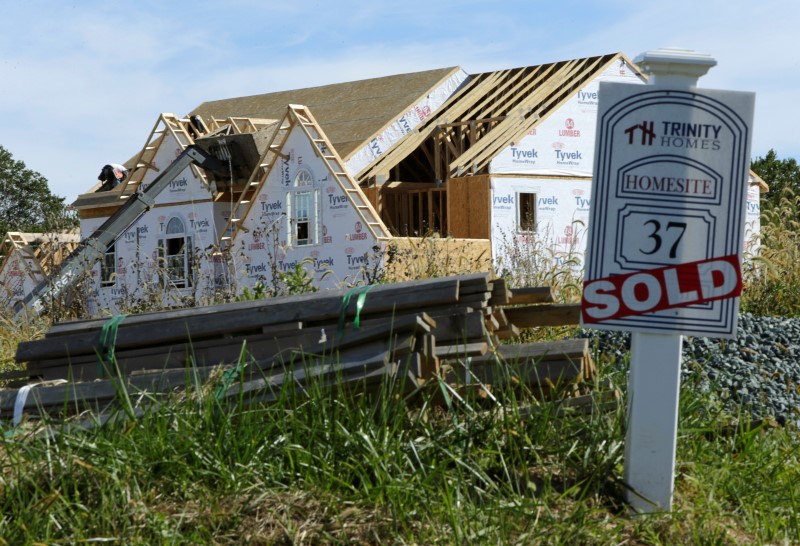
634, 48, 717, 87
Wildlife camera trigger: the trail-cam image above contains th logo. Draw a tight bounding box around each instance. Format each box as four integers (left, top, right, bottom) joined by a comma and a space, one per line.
624, 121, 655, 145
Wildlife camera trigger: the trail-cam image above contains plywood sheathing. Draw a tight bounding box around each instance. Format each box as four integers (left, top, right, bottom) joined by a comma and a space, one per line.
189, 68, 462, 162
358, 53, 630, 182
446, 175, 491, 239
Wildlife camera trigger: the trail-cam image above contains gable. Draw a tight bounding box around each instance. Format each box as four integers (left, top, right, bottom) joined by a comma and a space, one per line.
228, 105, 389, 288
136, 132, 213, 205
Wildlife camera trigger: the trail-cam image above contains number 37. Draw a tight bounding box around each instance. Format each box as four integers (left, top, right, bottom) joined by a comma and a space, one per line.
640, 220, 687, 259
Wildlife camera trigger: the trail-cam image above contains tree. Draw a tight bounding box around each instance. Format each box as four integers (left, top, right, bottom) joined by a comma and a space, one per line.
751, 149, 800, 210
0, 145, 77, 236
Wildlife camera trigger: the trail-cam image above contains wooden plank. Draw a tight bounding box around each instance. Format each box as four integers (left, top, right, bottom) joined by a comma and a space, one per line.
489, 277, 511, 306
456, 355, 584, 389
0, 369, 38, 381
429, 310, 488, 343
8, 331, 426, 416
0, 366, 220, 415
495, 338, 589, 362
459, 272, 494, 286
507, 287, 554, 305
485, 313, 500, 332
456, 293, 489, 307
492, 308, 509, 328
553, 389, 621, 417
229, 357, 414, 407
494, 324, 520, 341
42, 273, 485, 339
18, 275, 482, 362
32, 314, 431, 382
435, 341, 488, 358
503, 304, 581, 328
451, 339, 590, 388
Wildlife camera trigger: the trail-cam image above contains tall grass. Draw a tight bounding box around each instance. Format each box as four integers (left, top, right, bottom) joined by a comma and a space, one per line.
0, 353, 635, 544
742, 187, 800, 317
0, 315, 49, 380
3, 196, 800, 543
0, 350, 798, 544
495, 221, 586, 304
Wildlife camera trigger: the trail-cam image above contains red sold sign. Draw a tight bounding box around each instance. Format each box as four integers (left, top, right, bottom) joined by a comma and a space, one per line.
581, 255, 742, 323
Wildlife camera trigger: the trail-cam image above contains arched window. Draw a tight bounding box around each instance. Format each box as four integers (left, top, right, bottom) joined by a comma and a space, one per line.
158, 216, 193, 288
288, 168, 319, 246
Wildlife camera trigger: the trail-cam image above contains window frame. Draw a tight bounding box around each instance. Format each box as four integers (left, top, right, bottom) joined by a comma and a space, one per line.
287, 168, 320, 247
157, 216, 194, 289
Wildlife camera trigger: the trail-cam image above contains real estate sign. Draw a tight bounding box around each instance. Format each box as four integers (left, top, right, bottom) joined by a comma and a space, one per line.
582, 84, 755, 338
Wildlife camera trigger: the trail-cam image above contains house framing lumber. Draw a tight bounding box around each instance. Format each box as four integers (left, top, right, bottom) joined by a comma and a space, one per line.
357, 53, 623, 182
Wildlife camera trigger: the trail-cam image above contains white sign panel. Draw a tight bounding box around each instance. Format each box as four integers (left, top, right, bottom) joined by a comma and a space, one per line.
582, 83, 755, 337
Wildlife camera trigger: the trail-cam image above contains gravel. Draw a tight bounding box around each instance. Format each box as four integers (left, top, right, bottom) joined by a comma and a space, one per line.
575, 313, 800, 427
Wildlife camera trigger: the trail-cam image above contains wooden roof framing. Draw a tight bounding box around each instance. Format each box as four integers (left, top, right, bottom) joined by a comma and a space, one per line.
0, 231, 80, 279
358, 53, 630, 182
74, 53, 643, 209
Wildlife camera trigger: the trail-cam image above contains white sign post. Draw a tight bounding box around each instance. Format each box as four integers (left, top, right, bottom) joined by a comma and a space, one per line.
582, 48, 755, 512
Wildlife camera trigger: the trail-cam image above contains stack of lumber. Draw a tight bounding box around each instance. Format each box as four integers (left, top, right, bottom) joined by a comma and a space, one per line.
3, 273, 595, 421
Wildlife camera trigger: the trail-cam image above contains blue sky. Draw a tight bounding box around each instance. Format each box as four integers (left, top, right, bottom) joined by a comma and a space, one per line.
1, 0, 797, 203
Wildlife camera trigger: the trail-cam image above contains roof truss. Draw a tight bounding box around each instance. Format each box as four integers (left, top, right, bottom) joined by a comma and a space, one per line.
358, 53, 631, 182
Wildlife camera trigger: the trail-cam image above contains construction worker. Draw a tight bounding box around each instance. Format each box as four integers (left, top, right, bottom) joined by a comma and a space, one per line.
97, 163, 129, 191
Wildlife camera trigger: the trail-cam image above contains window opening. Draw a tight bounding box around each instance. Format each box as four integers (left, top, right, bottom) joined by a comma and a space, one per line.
518, 192, 536, 233
101, 242, 116, 287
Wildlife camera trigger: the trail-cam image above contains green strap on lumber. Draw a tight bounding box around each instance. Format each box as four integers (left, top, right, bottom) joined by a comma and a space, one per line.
214, 340, 249, 402
336, 284, 375, 338
96, 314, 126, 379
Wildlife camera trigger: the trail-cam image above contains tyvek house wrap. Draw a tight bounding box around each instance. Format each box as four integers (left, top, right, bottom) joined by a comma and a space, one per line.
0, 251, 40, 312
488, 58, 763, 272
489, 59, 646, 270
80, 133, 223, 315
490, 58, 645, 177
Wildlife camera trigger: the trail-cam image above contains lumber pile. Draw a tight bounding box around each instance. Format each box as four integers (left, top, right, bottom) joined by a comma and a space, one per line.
2, 273, 598, 421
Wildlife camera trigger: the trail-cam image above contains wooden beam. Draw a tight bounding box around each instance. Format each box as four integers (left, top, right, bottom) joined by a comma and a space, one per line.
508, 287, 554, 305
503, 304, 581, 328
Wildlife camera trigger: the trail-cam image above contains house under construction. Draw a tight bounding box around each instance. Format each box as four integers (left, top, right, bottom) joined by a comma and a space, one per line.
64, 52, 764, 314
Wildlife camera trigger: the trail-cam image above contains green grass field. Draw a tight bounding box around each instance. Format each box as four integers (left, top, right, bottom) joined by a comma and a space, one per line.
1, 191, 800, 545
